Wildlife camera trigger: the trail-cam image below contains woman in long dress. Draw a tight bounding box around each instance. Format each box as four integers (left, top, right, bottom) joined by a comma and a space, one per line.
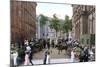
24, 52, 30, 65
43, 51, 50, 64
46, 52, 50, 64
71, 50, 75, 62
13, 51, 18, 66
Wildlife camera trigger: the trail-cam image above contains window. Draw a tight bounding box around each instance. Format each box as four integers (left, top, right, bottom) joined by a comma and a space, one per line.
18, 10, 21, 17
87, 39, 89, 44
81, 38, 84, 44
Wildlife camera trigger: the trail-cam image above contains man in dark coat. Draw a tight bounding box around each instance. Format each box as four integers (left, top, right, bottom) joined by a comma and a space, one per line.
47, 39, 50, 49
51, 40, 55, 48
43, 51, 48, 64
84, 47, 89, 62
29, 41, 34, 65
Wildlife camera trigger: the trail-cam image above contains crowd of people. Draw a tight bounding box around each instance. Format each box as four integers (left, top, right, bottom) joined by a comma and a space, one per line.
11, 39, 34, 66
11, 38, 55, 66
10, 38, 95, 66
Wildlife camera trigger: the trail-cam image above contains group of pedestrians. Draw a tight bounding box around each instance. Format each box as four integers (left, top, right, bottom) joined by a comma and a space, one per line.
11, 38, 55, 66
24, 40, 34, 65
41, 38, 55, 49
11, 38, 95, 66
69, 45, 95, 63
79, 46, 94, 62
11, 39, 35, 66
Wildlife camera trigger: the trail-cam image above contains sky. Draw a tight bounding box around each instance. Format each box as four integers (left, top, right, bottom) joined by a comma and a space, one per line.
19, 0, 95, 19
20, 0, 95, 5
36, 2, 73, 19
20, 0, 73, 19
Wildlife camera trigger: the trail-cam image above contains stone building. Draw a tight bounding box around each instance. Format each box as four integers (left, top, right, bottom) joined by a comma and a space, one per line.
11, 0, 37, 45
72, 5, 95, 47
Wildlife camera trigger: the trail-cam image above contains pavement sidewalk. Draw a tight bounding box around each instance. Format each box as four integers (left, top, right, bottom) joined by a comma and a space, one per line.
32, 58, 79, 65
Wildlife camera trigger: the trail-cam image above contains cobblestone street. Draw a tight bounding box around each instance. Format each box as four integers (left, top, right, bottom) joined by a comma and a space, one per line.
33, 48, 68, 60
31, 48, 79, 65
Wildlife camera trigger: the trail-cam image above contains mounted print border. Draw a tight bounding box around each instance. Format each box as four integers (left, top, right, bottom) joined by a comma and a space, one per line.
10, 0, 95, 67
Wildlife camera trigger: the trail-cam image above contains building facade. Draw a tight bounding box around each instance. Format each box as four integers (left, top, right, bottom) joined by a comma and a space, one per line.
72, 5, 95, 47
11, 0, 37, 45
36, 15, 56, 40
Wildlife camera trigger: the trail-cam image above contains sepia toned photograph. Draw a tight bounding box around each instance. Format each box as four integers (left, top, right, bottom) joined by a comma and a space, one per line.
10, 0, 95, 66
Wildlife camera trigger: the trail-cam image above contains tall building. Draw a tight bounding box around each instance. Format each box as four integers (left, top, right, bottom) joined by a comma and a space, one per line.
11, 0, 37, 45
72, 5, 95, 47
36, 15, 56, 40
36, 15, 45, 39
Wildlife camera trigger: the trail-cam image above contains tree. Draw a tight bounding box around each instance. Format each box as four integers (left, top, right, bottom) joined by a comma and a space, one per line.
62, 15, 72, 34
68, 19, 72, 31
49, 14, 60, 37
39, 14, 48, 27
